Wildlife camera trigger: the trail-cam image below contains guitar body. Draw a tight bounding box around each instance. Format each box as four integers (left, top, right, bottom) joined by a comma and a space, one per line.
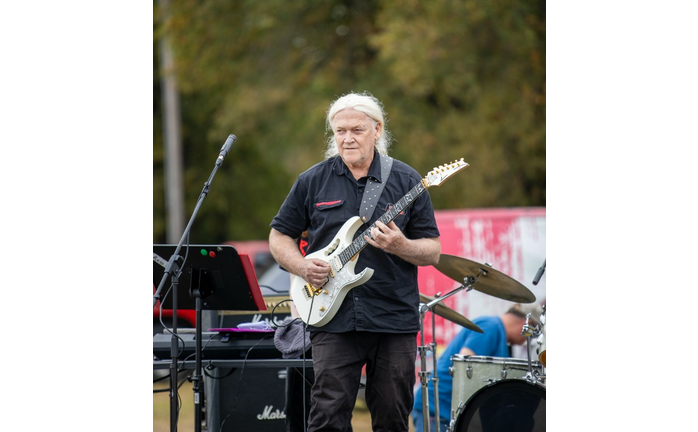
290, 216, 375, 327
288, 158, 468, 327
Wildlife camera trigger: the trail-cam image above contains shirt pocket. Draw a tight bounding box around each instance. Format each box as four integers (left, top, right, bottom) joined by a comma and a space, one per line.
314, 199, 344, 210
310, 199, 347, 230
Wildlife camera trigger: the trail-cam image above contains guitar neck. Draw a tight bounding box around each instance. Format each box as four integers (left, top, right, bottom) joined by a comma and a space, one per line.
337, 181, 427, 265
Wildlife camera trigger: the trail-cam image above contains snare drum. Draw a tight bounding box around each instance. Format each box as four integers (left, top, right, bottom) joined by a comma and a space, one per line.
449, 355, 545, 432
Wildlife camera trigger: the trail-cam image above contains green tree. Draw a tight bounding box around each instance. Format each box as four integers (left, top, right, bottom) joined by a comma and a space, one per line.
153, 0, 545, 243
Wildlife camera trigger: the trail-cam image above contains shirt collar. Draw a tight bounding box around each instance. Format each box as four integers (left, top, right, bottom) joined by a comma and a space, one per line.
332, 150, 383, 182
366, 150, 382, 182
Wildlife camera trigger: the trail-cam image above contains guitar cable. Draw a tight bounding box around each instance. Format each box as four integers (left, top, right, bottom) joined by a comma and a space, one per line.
249, 278, 320, 431
300, 295, 315, 432
270, 294, 316, 432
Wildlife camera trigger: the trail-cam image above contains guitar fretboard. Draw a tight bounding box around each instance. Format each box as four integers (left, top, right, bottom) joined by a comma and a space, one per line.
337, 181, 427, 265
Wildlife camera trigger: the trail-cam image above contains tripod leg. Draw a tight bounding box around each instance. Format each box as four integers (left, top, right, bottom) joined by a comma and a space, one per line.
193, 295, 204, 432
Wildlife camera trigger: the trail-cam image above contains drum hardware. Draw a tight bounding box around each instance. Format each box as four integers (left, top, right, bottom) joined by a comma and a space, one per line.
446, 401, 465, 432
538, 304, 546, 366
419, 293, 483, 333
463, 363, 525, 382
531, 258, 546, 366
521, 304, 546, 376
522, 315, 539, 382
449, 401, 466, 432
418, 305, 440, 432
418, 270, 484, 432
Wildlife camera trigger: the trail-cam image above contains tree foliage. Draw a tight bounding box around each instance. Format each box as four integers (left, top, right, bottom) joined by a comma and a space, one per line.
153, 0, 545, 244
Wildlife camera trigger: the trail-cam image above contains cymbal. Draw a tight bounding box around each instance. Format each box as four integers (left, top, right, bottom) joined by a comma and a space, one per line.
419, 293, 483, 333
433, 254, 536, 303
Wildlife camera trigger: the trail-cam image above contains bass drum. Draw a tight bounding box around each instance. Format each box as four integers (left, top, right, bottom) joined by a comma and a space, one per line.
452, 379, 545, 432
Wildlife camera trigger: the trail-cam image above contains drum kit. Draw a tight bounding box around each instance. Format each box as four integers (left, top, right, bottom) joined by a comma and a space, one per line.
418, 255, 547, 432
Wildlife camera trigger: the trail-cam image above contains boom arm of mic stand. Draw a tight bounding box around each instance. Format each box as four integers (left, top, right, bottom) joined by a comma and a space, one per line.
152, 184, 209, 309
152, 134, 235, 308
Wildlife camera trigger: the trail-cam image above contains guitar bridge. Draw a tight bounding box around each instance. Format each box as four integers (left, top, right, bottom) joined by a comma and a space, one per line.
303, 283, 323, 299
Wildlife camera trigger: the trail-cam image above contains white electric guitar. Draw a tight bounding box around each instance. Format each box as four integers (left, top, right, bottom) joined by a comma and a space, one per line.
291, 159, 469, 326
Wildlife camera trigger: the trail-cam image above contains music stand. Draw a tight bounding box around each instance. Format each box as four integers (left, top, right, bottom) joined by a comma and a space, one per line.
154, 244, 266, 312
153, 244, 266, 432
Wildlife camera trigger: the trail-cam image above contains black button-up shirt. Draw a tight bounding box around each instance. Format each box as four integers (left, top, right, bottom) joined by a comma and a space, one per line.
271, 151, 440, 333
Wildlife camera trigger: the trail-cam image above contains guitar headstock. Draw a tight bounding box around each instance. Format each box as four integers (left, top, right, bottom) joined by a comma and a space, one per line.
423, 158, 469, 188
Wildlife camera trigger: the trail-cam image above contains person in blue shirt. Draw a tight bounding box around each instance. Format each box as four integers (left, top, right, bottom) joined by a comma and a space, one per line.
412, 303, 542, 432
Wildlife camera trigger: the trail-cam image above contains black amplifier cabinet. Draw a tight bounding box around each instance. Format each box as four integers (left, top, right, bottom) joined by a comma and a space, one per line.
154, 331, 312, 431
203, 361, 314, 432
205, 365, 292, 432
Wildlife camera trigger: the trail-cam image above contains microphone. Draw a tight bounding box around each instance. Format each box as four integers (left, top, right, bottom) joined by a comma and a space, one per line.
532, 259, 546, 285
217, 134, 236, 163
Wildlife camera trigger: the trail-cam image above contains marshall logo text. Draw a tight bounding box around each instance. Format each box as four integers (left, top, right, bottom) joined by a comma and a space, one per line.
257, 405, 286, 420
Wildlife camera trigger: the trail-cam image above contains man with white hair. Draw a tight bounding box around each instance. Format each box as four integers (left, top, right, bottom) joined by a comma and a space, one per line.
269, 91, 441, 431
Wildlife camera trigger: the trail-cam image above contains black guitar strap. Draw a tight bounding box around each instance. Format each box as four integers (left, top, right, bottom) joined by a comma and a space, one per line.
359, 153, 393, 223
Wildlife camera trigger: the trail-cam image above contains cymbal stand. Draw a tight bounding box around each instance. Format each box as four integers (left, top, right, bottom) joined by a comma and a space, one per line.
417, 273, 479, 432
417, 306, 433, 432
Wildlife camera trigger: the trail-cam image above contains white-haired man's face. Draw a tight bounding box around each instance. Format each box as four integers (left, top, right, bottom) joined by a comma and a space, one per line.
331, 108, 382, 173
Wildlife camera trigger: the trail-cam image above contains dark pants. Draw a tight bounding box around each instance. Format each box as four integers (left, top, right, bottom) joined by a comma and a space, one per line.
286, 366, 315, 432
307, 331, 417, 432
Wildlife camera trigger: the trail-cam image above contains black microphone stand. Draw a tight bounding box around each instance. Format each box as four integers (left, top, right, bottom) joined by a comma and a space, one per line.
153, 134, 236, 432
